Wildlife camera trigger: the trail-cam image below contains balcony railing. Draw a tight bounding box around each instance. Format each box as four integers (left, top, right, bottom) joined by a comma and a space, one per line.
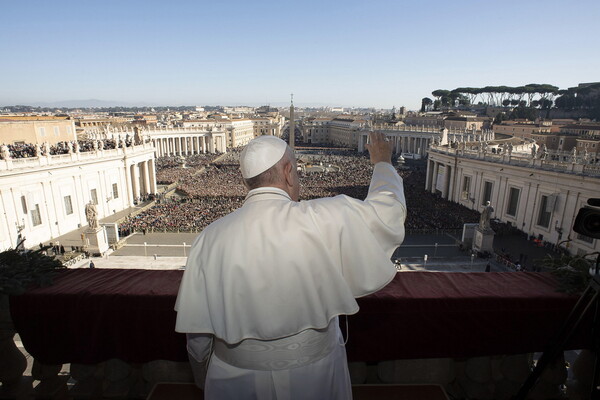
1, 269, 594, 399
0, 142, 155, 172
430, 144, 600, 177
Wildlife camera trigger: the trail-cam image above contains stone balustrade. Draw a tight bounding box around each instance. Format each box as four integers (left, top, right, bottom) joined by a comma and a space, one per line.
0, 296, 595, 399
0, 142, 155, 172
0, 345, 595, 399
2, 268, 596, 399
429, 145, 600, 177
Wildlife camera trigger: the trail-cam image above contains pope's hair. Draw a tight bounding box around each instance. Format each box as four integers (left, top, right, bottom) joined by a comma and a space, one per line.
243, 148, 293, 190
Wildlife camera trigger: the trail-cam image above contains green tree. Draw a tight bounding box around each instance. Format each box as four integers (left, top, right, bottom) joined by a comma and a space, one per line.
420, 97, 433, 112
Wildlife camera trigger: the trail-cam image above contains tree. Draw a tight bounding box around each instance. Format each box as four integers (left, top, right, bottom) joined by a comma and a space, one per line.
494, 112, 506, 125
432, 90, 451, 107
420, 97, 433, 112
0, 247, 64, 295
502, 99, 511, 107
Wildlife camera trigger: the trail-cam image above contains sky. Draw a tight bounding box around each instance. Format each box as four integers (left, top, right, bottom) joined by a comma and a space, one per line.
1, 0, 599, 110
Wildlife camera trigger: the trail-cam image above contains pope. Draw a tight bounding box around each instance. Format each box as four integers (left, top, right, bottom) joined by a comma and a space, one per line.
175, 131, 407, 399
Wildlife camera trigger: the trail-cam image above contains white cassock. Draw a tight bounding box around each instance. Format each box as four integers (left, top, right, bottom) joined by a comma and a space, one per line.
175, 162, 406, 400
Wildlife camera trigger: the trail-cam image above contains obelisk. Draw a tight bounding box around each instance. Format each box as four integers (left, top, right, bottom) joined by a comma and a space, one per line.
289, 93, 295, 149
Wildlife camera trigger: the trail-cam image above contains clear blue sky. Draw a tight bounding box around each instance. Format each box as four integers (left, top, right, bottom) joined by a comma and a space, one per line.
1, 0, 599, 110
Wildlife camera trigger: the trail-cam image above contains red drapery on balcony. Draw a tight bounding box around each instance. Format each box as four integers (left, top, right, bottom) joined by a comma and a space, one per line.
9, 269, 592, 365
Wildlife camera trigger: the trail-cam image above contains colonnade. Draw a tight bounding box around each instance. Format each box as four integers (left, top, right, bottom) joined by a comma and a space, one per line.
126, 158, 157, 202
425, 158, 454, 200
152, 135, 211, 157
358, 131, 434, 155
393, 136, 432, 155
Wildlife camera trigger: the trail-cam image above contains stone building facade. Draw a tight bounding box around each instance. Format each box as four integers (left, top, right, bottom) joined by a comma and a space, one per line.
426, 144, 600, 256
0, 117, 77, 145
0, 143, 156, 251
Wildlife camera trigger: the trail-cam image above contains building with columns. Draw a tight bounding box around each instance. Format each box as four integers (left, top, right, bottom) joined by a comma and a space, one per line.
180, 116, 284, 149
0, 142, 157, 251
425, 144, 600, 256
357, 126, 495, 156
144, 127, 227, 157
302, 117, 368, 148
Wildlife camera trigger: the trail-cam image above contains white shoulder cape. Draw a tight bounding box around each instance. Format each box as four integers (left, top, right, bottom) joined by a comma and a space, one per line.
175, 162, 406, 344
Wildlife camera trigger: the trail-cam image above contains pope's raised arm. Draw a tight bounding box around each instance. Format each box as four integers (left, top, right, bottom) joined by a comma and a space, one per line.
365, 130, 393, 165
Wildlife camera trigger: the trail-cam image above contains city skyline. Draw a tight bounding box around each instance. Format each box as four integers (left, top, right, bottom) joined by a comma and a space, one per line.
1, 0, 599, 110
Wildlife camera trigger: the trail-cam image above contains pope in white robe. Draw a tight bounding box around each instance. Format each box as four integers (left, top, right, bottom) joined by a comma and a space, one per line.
175, 132, 406, 399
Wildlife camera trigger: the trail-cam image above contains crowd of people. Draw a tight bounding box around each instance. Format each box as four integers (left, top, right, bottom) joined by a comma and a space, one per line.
118, 148, 482, 234
0, 138, 135, 159
155, 154, 221, 185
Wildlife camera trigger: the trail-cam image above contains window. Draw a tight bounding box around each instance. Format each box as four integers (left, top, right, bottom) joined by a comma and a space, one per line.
90, 189, 98, 205
462, 176, 471, 193
54, 126, 60, 136
482, 181, 493, 205
536, 195, 552, 228
64, 195, 73, 215
39, 127, 46, 137
21, 196, 28, 214
506, 187, 520, 217
461, 176, 471, 200
31, 204, 42, 226
112, 183, 119, 199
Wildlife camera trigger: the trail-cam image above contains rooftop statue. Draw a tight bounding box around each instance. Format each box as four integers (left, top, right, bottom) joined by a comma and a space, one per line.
1, 144, 10, 160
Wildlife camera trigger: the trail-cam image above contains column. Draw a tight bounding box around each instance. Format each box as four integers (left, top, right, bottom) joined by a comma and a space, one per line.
131, 164, 140, 201
425, 159, 433, 191
124, 163, 134, 206
141, 161, 150, 196
202, 137, 207, 153
209, 135, 215, 153
441, 164, 450, 199
148, 159, 157, 194
431, 161, 439, 194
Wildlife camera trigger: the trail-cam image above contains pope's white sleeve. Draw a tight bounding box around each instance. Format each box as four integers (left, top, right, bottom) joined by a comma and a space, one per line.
363, 162, 407, 256
186, 333, 213, 389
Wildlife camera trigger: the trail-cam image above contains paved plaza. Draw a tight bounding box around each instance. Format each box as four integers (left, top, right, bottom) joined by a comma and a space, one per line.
63, 231, 511, 272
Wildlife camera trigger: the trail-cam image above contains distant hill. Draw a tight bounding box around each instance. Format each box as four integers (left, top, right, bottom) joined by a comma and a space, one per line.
27, 99, 151, 108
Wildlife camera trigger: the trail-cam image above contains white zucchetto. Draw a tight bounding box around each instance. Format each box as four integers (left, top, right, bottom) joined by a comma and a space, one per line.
240, 136, 288, 179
